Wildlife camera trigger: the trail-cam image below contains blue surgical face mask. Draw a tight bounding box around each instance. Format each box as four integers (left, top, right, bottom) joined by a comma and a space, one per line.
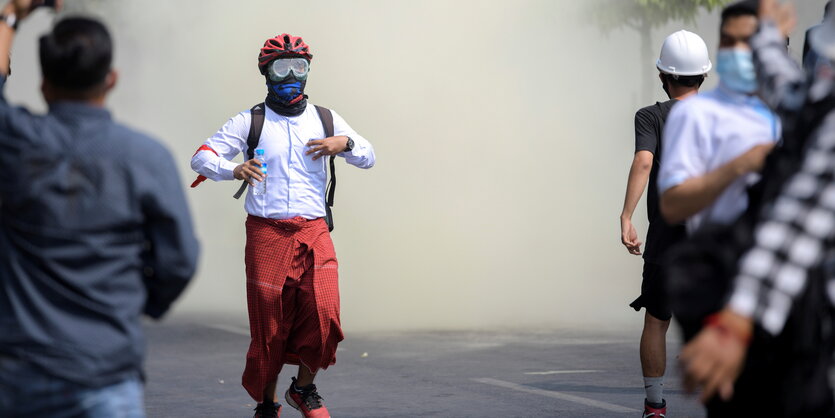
716, 48, 757, 94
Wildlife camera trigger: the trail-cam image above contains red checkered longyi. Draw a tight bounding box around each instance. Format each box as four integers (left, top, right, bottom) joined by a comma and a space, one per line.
241, 215, 343, 402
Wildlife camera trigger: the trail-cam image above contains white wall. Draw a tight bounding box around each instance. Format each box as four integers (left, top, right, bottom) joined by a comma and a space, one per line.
5, 0, 828, 332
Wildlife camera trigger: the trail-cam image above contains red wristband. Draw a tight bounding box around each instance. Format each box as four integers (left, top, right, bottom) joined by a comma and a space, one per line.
704, 313, 752, 346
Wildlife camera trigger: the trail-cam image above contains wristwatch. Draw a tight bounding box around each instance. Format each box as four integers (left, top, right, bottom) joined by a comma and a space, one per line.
0, 13, 16, 31
344, 136, 354, 152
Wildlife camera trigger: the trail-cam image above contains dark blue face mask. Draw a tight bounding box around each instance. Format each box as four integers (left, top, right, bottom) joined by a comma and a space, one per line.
267, 76, 307, 105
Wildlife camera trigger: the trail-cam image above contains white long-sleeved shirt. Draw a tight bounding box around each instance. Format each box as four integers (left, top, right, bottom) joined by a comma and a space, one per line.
191, 103, 375, 220
658, 85, 781, 234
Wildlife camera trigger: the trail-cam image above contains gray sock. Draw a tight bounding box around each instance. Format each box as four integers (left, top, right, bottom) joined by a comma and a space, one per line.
643, 376, 664, 405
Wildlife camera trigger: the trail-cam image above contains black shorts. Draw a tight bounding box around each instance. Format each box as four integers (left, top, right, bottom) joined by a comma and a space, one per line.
629, 261, 671, 321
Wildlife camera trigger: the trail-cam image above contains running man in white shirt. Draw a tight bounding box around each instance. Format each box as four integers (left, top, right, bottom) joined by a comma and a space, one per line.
659, 1, 779, 234
191, 34, 375, 418
658, 0, 783, 415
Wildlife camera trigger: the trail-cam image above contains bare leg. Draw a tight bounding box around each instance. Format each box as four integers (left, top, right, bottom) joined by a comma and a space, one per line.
640, 312, 670, 377
262, 377, 278, 403
296, 365, 316, 387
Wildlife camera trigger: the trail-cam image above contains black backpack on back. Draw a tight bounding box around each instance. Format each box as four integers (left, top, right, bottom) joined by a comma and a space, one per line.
232, 103, 337, 231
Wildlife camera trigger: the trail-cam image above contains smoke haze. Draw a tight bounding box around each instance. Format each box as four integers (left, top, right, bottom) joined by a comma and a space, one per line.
4, 0, 827, 332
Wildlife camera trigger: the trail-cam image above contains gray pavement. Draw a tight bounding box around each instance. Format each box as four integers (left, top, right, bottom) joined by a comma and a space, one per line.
144, 313, 706, 417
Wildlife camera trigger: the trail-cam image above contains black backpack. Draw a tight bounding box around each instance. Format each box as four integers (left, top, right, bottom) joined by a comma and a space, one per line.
232, 103, 337, 232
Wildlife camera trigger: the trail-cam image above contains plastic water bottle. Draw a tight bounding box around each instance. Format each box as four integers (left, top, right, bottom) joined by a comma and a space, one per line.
252, 148, 267, 195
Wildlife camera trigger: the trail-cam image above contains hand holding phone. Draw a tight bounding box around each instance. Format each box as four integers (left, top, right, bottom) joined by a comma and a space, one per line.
9, 0, 61, 27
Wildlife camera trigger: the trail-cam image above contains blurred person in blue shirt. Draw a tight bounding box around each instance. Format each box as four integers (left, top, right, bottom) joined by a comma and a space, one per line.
0, 1, 199, 417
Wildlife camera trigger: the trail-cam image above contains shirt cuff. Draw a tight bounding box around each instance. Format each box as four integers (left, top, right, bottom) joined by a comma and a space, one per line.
338, 139, 363, 159
338, 147, 354, 158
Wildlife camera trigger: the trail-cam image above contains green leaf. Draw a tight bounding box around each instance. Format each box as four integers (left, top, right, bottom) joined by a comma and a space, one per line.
589, 0, 733, 33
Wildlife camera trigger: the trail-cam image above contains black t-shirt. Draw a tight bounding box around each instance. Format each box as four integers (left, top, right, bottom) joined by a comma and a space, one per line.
634, 99, 687, 263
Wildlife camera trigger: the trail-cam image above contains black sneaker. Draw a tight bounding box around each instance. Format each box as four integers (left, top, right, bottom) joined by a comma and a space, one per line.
253, 402, 281, 418
284, 377, 330, 418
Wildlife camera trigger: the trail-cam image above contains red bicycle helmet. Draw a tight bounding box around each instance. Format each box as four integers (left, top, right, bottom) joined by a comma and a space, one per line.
258, 33, 313, 75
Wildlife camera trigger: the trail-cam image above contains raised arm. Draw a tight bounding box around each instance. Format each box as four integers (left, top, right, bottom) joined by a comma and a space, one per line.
0, 3, 15, 78
0, 1, 63, 77
753, 0, 804, 115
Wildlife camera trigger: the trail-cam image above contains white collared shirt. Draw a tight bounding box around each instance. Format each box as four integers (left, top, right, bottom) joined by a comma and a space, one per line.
191, 103, 375, 220
658, 84, 781, 233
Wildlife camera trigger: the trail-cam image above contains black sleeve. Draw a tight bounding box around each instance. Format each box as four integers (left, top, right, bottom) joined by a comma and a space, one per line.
634, 107, 658, 155
139, 143, 200, 319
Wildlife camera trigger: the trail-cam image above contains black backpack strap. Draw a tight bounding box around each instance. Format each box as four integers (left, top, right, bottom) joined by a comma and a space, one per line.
315, 105, 336, 231
233, 103, 266, 199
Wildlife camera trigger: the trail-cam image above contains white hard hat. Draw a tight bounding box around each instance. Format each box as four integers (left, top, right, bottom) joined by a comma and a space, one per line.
656, 30, 712, 76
